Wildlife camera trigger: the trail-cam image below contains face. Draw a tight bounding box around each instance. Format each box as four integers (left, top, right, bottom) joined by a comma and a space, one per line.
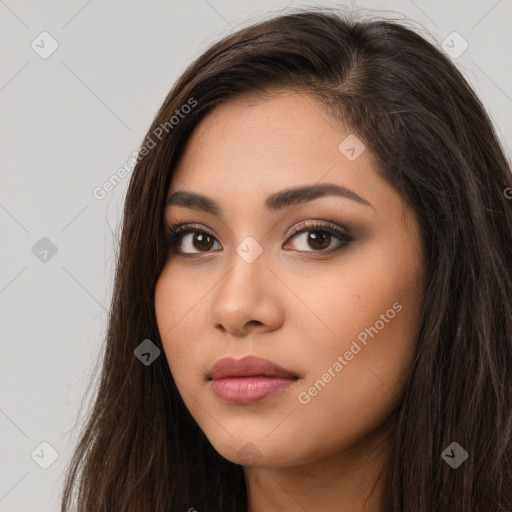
154, 90, 425, 468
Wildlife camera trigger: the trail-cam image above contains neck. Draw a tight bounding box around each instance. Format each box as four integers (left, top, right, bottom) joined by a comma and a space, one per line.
243, 424, 391, 512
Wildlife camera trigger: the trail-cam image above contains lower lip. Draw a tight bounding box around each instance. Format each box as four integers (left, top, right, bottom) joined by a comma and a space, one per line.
210, 376, 297, 404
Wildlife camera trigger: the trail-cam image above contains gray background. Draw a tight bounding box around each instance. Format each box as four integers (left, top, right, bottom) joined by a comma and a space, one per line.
1, 1, 511, 510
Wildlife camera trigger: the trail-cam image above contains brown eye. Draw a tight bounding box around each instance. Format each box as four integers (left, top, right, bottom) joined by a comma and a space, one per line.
304, 231, 332, 250
285, 222, 353, 254
165, 225, 221, 255
190, 232, 215, 252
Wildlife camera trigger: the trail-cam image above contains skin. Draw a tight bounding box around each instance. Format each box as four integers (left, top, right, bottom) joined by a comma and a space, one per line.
154, 90, 425, 512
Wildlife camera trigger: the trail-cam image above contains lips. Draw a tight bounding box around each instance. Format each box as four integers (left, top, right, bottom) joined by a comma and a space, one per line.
207, 355, 299, 405
207, 355, 298, 380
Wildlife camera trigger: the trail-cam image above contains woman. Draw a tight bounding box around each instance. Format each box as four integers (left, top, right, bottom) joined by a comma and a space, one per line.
60, 7, 512, 512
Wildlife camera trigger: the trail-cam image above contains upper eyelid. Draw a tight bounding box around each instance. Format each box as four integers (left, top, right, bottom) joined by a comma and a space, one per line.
167, 220, 351, 244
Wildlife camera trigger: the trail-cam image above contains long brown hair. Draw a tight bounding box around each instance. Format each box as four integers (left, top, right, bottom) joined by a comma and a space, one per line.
60, 7, 512, 511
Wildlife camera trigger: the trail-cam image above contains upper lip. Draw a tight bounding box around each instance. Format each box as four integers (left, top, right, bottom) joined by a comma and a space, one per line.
207, 355, 298, 380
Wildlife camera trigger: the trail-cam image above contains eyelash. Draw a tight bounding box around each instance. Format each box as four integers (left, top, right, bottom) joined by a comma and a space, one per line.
164, 221, 353, 257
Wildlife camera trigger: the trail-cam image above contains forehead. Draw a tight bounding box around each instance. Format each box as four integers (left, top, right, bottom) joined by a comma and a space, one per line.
175, 91, 346, 176
167, 91, 397, 218
175, 92, 360, 179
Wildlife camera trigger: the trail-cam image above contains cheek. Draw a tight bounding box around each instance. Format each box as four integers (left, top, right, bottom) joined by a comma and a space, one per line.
286, 277, 421, 460
292, 230, 423, 390
154, 265, 206, 383
288, 239, 422, 356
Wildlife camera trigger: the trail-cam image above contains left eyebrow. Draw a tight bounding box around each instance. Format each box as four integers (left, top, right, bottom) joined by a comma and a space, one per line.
165, 182, 375, 216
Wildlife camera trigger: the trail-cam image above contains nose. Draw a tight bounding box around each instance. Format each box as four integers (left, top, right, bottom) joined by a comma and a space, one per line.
209, 249, 283, 337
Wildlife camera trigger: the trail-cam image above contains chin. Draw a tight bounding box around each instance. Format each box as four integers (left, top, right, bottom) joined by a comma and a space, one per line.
208, 436, 298, 468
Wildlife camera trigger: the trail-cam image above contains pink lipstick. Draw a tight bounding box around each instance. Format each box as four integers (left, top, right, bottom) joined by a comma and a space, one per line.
207, 355, 299, 405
